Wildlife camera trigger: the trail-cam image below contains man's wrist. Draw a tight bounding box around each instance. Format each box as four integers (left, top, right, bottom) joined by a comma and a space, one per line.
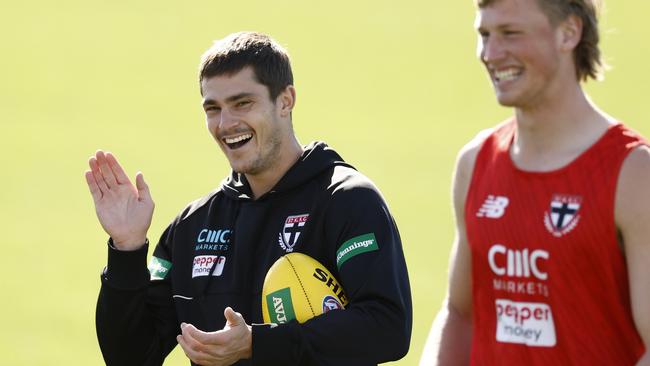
103, 239, 151, 290
241, 325, 253, 359
109, 237, 149, 251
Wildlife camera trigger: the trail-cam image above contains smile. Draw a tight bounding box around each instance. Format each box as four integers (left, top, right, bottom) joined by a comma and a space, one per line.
222, 133, 253, 150
494, 68, 522, 83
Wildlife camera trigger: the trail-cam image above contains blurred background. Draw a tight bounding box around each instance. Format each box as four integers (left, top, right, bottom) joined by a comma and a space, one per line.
1, 0, 648, 364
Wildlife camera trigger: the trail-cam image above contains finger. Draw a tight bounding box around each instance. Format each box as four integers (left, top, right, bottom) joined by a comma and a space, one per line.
182, 323, 220, 345
85, 170, 102, 202
179, 324, 203, 351
179, 324, 219, 361
95, 150, 118, 188
105, 152, 131, 185
224, 307, 245, 327
89, 156, 110, 194
135, 172, 152, 203
177, 334, 211, 364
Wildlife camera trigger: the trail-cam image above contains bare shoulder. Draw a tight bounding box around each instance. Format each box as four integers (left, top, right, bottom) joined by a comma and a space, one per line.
617, 145, 650, 201
616, 145, 650, 236
457, 128, 494, 167
453, 128, 495, 205
620, 144, 650, 171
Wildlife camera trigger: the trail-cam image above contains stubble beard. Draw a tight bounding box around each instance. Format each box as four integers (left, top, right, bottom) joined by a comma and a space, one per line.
239, 122, 284, 176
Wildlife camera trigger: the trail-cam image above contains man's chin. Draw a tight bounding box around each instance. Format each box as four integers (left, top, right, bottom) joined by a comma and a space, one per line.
229, 161, 260, 176
495, 94, 518, 108
230, 165, 249, 174
227, 159, 246, 173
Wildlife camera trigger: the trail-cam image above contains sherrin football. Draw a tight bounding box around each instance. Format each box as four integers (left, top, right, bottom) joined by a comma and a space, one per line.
262, 253, 348, 324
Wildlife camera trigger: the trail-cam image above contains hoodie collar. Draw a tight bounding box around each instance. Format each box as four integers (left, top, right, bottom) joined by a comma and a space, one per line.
220, 141, 352, 201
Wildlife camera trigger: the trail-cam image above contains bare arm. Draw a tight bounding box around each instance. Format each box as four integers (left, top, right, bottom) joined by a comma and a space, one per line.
617, 146, 650, 366
85, 150, 154, 249
420, 132, 488, 366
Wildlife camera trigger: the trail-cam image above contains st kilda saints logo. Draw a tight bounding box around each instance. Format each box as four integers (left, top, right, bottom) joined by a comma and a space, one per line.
544, 194, 582, 237
278, 214, 309, 252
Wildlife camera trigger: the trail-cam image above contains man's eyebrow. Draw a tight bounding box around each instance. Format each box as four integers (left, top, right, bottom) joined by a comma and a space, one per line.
202, 99, 217, 107
203, 92, 256, 107
226, 92, 255, 103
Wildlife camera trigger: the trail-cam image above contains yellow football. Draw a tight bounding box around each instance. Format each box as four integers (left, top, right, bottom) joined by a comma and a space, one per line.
262, 253, 348, 324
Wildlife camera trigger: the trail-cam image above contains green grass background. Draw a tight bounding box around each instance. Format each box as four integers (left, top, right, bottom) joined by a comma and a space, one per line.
1, 0, 648, 364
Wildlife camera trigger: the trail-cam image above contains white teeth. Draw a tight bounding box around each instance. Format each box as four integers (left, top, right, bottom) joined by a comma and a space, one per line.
495, 69, 519, 81
224, 134, 252, 144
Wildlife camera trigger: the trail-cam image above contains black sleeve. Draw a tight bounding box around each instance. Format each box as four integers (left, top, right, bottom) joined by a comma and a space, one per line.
251, 182, 413, 365
96, 226, 179, 366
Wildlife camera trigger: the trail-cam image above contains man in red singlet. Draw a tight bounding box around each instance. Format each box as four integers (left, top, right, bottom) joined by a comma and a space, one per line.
420, 0, 650, 365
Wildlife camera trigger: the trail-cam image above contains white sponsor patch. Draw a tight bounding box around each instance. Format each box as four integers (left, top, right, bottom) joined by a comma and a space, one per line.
495, 299, 556, 347
192, 255, 226, 278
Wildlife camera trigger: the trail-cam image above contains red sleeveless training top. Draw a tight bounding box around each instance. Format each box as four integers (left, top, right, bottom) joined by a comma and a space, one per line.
466, 120, 647, 365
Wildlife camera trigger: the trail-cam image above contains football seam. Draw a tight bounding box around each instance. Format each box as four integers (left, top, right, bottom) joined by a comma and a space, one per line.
285, 255, 317, 319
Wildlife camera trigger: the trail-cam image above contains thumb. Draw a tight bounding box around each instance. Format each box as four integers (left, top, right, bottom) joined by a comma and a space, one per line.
135, 172, 152, 202
224, 307, 245, 327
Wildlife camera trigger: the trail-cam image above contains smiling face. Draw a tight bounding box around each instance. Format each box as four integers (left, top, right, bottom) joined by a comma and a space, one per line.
475, 0, 575, 108
201, 67, 295, 176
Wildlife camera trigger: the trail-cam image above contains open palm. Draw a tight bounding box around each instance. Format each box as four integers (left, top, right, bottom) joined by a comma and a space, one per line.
85, 150, 154, 251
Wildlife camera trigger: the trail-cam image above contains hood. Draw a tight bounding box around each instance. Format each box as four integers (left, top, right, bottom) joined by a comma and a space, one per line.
220, 141, 353, 200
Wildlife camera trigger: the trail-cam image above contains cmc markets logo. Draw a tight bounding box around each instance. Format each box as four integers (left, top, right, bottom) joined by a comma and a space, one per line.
195, 228, 231, 251
198, 229, 231, 244
488, 244, 549, 280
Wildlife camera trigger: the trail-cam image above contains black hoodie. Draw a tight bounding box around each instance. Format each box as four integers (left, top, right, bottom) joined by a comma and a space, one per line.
96, 141, 412, 366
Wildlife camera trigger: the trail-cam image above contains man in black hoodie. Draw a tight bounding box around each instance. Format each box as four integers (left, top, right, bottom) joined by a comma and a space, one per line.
85, 32, 412, 366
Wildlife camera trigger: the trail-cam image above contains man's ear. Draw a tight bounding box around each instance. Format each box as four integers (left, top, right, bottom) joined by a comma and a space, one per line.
558, 14, 583, 52
277, 85, 296, 118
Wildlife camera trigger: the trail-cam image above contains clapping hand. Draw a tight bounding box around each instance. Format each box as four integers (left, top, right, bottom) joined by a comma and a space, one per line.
85, 150, 154, 250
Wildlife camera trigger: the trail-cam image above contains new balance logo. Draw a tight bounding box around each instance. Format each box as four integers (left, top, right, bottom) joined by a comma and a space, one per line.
477, 195, 509, 218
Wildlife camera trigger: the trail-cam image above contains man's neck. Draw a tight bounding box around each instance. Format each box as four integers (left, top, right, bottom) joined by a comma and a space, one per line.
511, 84, 612, 171
246, 138, 303, 200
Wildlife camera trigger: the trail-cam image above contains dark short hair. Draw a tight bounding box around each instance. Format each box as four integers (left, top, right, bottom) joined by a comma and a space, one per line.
476, 0, 604, 81
199, 32, 294, 99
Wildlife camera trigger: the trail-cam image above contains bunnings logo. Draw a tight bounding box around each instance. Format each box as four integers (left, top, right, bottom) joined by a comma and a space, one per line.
266, 287, 296, 324
336, 233, 379, 269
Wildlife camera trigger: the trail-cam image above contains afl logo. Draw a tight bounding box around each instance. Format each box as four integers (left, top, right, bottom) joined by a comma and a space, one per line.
322, 295, 344, 313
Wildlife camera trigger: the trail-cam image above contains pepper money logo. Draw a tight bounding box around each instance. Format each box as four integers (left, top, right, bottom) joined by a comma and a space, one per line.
278, 214, 309, 253
495, 299, 556, 347
192, 255, 226, 278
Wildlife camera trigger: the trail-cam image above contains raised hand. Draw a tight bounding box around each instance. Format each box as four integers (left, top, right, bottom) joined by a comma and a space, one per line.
177, 307, 252, 366
85, 150, 154, 251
